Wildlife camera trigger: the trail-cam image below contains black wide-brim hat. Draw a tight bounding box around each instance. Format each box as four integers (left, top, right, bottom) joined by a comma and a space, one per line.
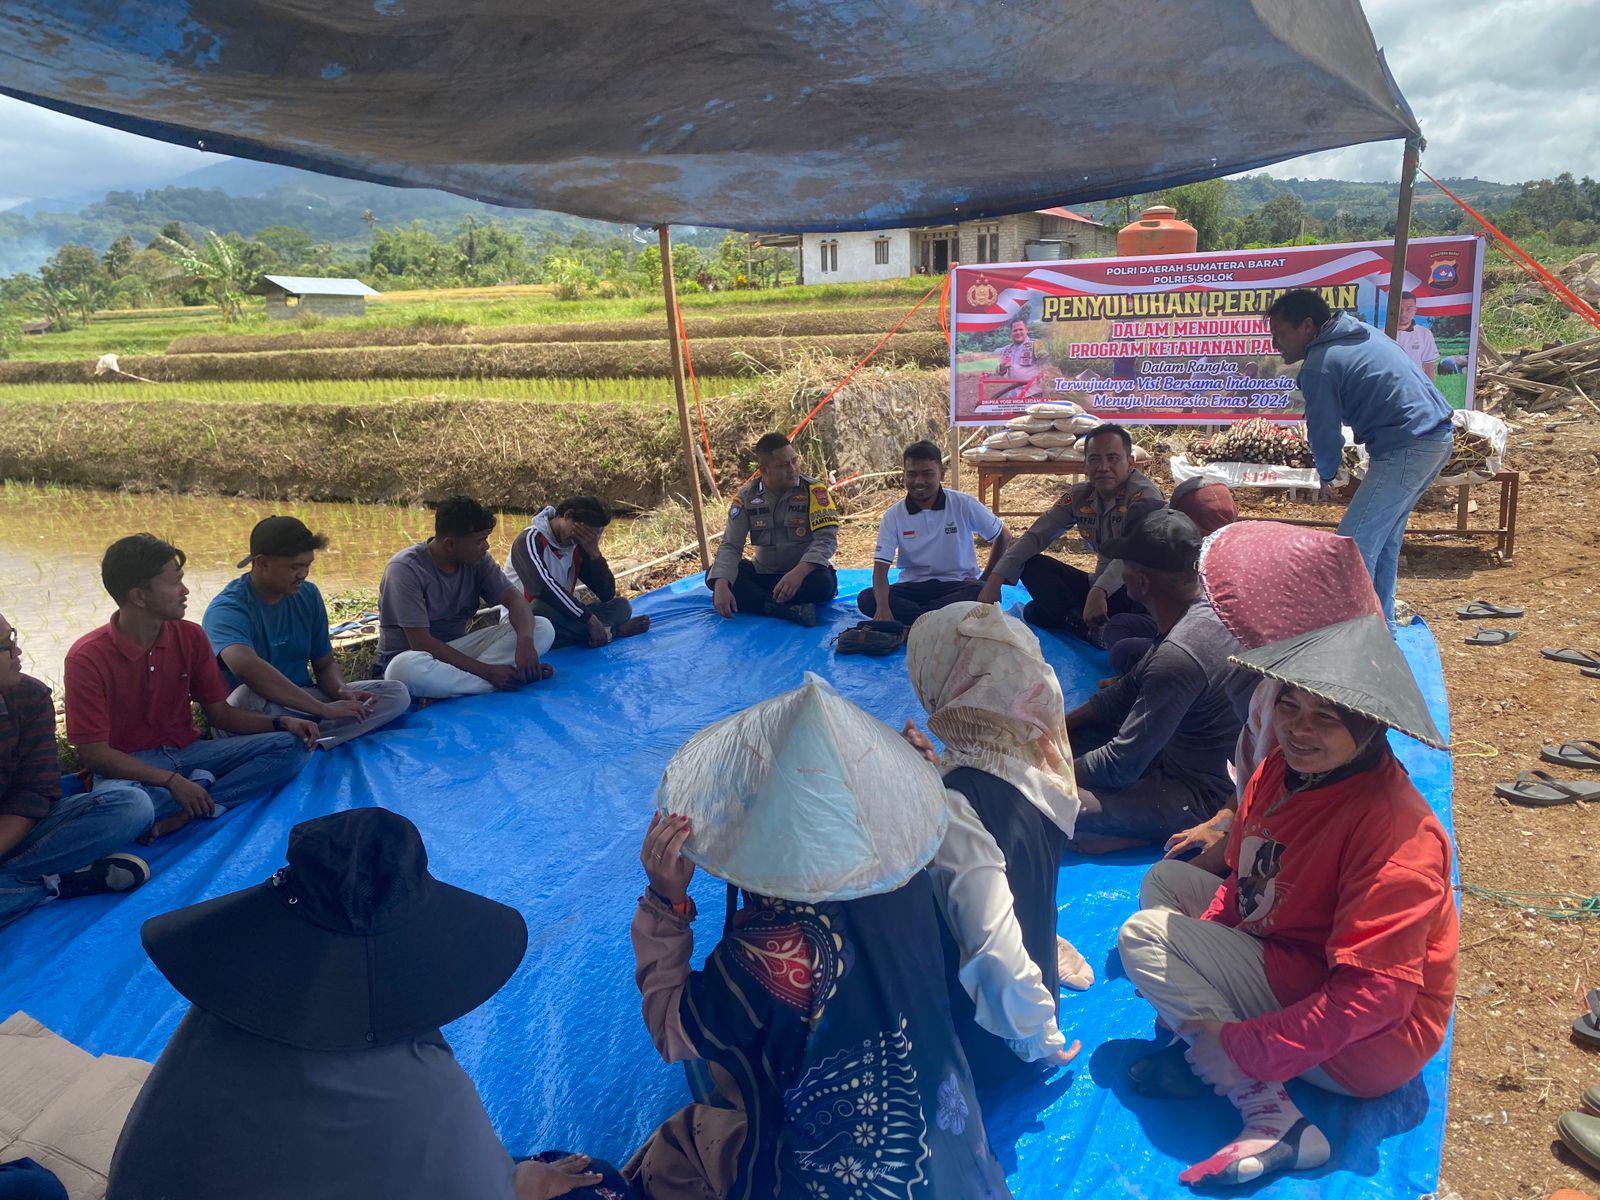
141, 808, 527, 1051
1229, 613, 1447, 750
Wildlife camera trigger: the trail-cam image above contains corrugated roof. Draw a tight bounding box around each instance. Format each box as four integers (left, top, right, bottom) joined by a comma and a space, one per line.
256, 275, 380, 297
1036, 207, 1103, 226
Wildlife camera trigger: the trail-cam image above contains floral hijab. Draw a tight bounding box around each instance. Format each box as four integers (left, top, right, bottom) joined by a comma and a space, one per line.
907, 602, 1078, 836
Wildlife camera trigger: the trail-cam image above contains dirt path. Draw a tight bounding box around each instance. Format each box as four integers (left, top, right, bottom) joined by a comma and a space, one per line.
647, 426, 1600, 1198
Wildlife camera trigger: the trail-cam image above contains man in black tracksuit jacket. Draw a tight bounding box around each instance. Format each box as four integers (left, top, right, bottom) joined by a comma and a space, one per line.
504, 497, 649, 649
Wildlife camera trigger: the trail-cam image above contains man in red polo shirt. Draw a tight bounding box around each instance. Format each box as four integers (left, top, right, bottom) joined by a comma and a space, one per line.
65, 534, 319, 843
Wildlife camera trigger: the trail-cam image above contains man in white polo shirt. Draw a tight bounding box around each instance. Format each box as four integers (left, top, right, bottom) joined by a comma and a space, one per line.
859, 440, 1013, 625
1394, 292, 1440, 380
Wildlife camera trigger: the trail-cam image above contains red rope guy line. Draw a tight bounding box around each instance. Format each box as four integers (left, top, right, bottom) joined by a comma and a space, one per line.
1421, 168, 1600, 332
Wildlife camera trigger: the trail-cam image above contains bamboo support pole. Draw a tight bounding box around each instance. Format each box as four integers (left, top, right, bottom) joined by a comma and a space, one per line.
659, 225, 711, 571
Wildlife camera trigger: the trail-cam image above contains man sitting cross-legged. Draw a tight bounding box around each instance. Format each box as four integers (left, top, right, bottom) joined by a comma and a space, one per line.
706, 432, 839, 628
65, 535, 318, 844
378, 496, 555, 700
505, 496, 650, 649
203, 516, 411, 749
859, 440, 1012, 627
1064, 509, 1251, 851
978, 423, 1164, 644
1, 609, 153, 928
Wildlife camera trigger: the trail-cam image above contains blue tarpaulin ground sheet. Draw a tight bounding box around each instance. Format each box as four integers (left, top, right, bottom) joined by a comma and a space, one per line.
0, 569, 1452, 1198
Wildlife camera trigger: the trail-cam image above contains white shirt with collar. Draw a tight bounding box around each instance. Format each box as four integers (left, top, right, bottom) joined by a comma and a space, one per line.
873, 488, 1004, 583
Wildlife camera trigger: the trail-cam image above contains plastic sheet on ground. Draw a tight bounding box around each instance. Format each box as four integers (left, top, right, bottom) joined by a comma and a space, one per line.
0, 569, 1453, 1198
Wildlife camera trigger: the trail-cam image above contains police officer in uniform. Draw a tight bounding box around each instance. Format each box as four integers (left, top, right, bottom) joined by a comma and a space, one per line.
707, 432, 839, 627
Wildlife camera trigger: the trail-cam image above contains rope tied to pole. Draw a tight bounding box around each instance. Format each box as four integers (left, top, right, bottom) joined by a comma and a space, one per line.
1420, 168, 1600, 333
672, 299, 719, 497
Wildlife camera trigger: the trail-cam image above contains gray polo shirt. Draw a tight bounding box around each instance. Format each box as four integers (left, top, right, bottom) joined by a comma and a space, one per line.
376, 541, 513, 671
992, 470, 1164, 595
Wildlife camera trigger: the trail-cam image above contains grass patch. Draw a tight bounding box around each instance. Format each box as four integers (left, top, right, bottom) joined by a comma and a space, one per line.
0, 331, 950, 385
8, 278, 937, 362
0, 376, 754, 407
165, 305, 940, 356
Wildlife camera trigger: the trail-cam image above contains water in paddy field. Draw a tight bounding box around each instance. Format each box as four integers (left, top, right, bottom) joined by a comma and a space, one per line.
0, 483, 526, 691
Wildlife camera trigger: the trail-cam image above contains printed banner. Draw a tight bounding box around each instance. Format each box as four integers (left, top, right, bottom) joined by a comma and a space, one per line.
949, 235, 1485, 426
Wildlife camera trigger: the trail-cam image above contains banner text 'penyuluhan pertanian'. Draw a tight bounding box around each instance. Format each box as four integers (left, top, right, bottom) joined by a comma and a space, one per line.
948, 236, 1484, 427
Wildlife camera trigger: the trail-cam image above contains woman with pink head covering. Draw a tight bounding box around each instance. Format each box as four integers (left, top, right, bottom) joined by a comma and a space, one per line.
1117, 522, 1456, 1190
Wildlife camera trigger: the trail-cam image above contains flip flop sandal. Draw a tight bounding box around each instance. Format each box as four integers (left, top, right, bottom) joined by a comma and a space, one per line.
1542, 740, 1600, 771
1559, 1112, 1600, 1175
1458, 600, 1526, 619
1496, 770, 1600, 807
1586, 667, 1600, 681
1574, 989, 1600, 1048
1543, 648, 1600, 669
1465, 628, 1519, 646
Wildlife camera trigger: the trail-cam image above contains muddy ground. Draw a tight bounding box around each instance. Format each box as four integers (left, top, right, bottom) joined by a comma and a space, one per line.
636, 417, 1600, 1200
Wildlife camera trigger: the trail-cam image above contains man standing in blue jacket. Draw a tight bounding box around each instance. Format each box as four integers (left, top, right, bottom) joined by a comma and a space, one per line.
1266, 289, 1454, 623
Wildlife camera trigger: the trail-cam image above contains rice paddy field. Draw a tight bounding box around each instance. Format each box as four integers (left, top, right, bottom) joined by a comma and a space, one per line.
0, 376, 751, 407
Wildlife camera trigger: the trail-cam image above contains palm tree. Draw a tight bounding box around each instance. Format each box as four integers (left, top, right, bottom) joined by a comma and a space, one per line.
157, 230, 250, 322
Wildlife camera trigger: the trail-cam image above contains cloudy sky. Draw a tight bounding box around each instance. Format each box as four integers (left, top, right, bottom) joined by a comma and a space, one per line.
1, 0, 1596, 205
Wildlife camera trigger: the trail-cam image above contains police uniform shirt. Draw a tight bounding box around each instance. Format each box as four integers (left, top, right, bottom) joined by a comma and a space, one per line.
873, 488, 1004, 584
709, 475, 839, 581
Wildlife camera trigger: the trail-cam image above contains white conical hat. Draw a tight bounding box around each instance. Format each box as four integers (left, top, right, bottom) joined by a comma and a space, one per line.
655, 673, 949, 903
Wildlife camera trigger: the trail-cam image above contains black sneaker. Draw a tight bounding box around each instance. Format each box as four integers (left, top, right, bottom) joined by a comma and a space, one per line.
774, 602, 819, 628
54, 852, 152, 900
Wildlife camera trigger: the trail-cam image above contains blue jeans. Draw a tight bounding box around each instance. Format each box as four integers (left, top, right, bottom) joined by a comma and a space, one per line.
0, 783, 154, 928
1338, 435, 1453, 622
109, 733, 311, 824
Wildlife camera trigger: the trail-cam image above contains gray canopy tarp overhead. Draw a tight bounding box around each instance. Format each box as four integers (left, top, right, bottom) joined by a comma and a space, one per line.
0, 0, 1418, 232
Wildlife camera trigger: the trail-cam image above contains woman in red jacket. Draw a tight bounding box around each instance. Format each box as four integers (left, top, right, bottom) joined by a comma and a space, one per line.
1117, 572, 1456, 1190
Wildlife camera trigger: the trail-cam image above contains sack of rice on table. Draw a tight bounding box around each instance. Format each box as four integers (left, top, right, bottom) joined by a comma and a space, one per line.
1026, 401, 1084, 419
1000, 446, 1050, 462
1054, 415, 1101, 434
984, 429, 1033, 448
1028, 431, 1081, 448
963, 445, 1009, 463
1044, 446, 1087, 462
1005, 415, 1058, 433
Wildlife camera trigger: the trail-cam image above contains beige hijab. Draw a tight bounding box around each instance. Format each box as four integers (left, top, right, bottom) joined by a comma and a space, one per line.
907, 602, 1079, 836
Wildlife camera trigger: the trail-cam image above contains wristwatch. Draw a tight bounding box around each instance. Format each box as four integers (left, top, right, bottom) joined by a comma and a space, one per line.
272, 715, 287, 732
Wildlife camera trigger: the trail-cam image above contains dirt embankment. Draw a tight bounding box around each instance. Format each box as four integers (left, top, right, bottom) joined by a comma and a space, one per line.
0, 331, 950, 386
0, 364, 951, 510
163, 306, 942, 355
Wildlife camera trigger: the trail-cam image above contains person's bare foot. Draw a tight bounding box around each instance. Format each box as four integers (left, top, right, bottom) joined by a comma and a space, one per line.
1056, 935, 1094, 990
615, 616, 652, 638
137, 812, 192, 845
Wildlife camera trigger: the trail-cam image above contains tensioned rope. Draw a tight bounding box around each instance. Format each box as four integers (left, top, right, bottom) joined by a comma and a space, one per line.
672, 300, 720, 499
1421, 169, 1600, 333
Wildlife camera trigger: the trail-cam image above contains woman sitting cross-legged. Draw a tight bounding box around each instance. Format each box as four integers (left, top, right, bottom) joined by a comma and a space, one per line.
626, 674, 1013, 1199
903, 600, 1091, 1086
1116, 597, 1457, 1190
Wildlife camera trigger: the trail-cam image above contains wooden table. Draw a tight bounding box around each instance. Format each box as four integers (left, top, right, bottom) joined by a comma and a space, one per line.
972, 460, 1087, 518
973, 461, 1520, 562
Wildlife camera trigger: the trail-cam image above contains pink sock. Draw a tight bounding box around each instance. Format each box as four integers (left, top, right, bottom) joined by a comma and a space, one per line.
1179, 1080, 1330, 1187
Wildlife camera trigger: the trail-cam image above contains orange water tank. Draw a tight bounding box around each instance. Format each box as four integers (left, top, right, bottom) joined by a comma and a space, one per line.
1118, 205, 1198, 256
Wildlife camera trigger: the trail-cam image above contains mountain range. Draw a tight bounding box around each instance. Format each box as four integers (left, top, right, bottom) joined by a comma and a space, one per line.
0, 158, 1527, 277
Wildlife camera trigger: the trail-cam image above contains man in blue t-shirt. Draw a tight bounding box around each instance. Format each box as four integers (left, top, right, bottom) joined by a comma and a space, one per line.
202, 517, 411, 749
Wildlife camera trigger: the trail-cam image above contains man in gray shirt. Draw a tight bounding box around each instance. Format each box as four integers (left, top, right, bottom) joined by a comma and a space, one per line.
707, 431, 840, 627
978, 424, 1163, 644
1063, 508, 1249, 848
377, 496, 556, 699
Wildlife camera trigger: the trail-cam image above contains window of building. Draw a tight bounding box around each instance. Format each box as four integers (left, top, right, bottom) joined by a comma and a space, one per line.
873, 238, 890, 266
818, 239, 839, 273
974, 224, 1001, 263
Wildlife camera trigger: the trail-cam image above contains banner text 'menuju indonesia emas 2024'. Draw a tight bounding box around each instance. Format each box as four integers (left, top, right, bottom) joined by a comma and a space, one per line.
949, 235, 1485, 426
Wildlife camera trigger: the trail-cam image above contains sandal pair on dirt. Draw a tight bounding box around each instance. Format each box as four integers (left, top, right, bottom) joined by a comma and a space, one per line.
1542, 647, 1600, 679
1496, 741, 1600, 806
1457, 600, 1523, 647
